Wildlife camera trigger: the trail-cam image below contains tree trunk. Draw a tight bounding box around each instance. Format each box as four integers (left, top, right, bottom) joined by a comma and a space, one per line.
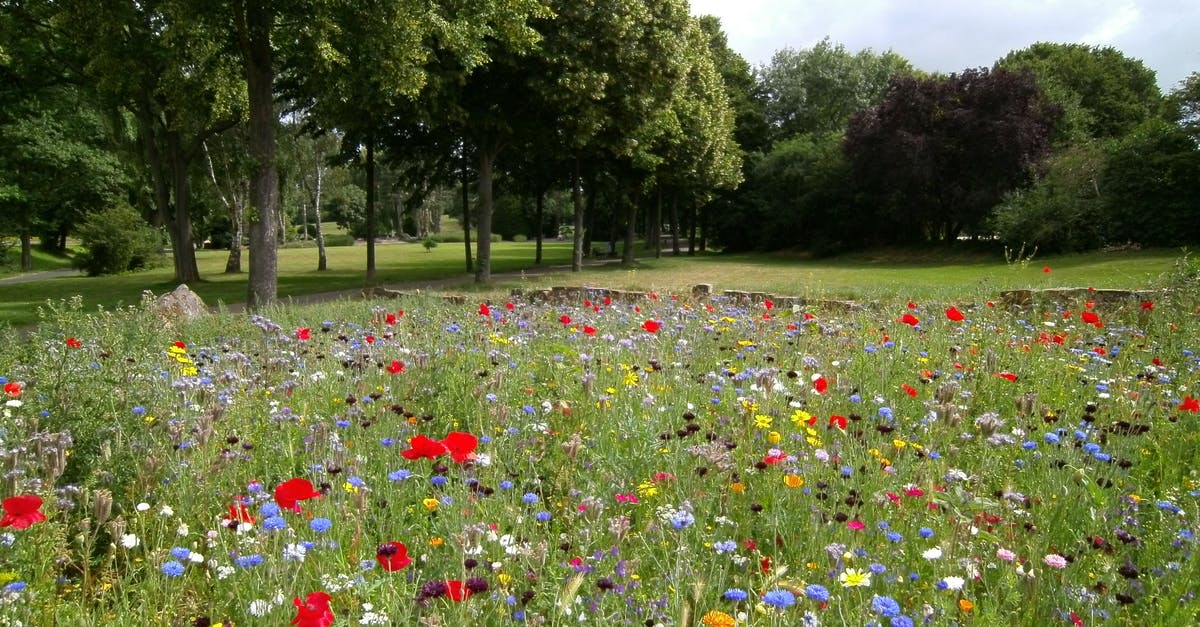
571, 157, 584, 272
19, 232, 32, 272
584, 177, 597, 258
236, 0, 279, 309
475, 147, 497, 282
688, 201, 697, 255
365, 138, 377, 285
226, 202, 243, 273
670, 194, 681, 256
461, 167, 472, 273
535, 191, 544, 265
621, 191, 637, 266
166, 131, 201, 284
313, 156, 327, 271
652, 187, 663, 259
300, 201, 308, 240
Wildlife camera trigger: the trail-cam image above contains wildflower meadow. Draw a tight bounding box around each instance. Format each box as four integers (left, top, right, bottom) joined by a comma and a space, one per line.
1, 283, 1199, 626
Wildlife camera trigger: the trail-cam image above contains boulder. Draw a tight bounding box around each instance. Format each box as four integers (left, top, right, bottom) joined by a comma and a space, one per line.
151, 284, 208, 326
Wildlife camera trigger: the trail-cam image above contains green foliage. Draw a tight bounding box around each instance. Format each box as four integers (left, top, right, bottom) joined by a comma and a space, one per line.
72, 203, 163, 276
1101, 119, 1200, 247
422, 236, 438, 252
990, 142, 1109, 253
1166, 72, 1200, 142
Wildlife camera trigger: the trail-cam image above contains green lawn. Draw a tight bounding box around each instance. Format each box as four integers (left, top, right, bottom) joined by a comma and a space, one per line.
0, 242, 1186, 328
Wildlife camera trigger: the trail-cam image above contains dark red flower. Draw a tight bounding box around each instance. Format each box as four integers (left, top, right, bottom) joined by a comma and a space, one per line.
376, 541, 412, 571
66, 337, 82, 348
297, 328, 311, 341
291, 591, 334, 627
441, 432, 478, 464
899, 313, 919, 327
387, 360, 405, 374
642, 320, 660, 333
945, 306, 965, 322
400, 435, 449, 460
1141, 301, 1154, 311
274, 478, 322, 513
0, 495, 45, 529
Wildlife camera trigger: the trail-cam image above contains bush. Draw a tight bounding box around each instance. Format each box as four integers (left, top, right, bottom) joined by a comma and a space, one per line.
512, 234, 527, 242
322, 233, 355, 247
422, 236, 438, 252
73, 203, 163, 276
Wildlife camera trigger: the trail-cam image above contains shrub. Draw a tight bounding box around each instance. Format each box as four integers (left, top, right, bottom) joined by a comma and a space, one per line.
512, 234, 528, 242
322, 233, 355, 247
422, 236, 438, 252
73, 203, 163, 276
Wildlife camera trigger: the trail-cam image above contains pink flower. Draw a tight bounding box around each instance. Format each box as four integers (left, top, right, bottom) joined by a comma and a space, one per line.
1043, 553, 1068, 569
996, 548, 1016, 562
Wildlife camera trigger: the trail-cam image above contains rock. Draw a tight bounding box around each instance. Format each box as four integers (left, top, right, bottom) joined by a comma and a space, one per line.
152, 284, 208, 326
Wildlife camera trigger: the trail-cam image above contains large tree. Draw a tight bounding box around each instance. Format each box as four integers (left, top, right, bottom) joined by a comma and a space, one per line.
998, 42, 1161, 140
844, 67, 1061, 243
761, 38, 913, 141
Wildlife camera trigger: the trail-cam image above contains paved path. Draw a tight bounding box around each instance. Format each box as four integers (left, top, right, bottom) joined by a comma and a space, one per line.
0, 268, 83, 285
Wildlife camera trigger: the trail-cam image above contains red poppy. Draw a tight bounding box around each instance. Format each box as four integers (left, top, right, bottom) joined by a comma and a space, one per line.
446, 580, 472, 601
365, 335, 375, 344
1043, 266, 1051, 273
901, 384, 918, 398
642, 320, 660, 333
1141, 301, 1154, 311
400, 435, 449, 460
828, 415, 847, 430
997, 372, 1018, 382
1180, 396, 1200, 413
0, 495, 45, 529
274, 478, 322, 513
813, 376, 828, 394
945, 306, 965, 322
441, 432, 478, 464
1081, 311, 1103, 328
297, 328, 311, 341
396, 309, 405, 317
173, 341, 187, 350
762, 451, 787, 465
387, 360, 405, 374
225, 501, 255, 526
906, 301, 917, 310
804, 312, 816, 320
376, 541, 412, 571
3, 382, 22, 398
582, 325, 597, 336
899, 313, 919, 327
385, 313, 397, 325
560, 315, 572, 325
764, 300, 774, 311
479, 303, 490, 316
66, 337, 82, 348
505, 302, 514, 310
291, 591, 334, 627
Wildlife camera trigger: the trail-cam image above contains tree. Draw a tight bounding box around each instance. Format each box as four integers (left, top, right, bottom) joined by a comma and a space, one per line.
990, 142, 1108, 253
1166, 71, 1200, 142
761, 38, 913, 141
1101, 119, 1200, 247
844, 68, 1061, 244
998, 42, 1161, 140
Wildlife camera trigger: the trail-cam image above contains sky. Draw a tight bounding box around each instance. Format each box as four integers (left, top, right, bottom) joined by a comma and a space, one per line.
688, 0, 1199, 92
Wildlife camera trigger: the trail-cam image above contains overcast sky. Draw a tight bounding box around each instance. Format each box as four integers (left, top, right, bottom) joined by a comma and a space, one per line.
688, 0, 1198, 92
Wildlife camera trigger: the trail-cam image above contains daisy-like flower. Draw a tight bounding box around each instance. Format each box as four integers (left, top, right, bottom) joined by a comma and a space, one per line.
839, 568, 872, 587
922, 547, 943, 560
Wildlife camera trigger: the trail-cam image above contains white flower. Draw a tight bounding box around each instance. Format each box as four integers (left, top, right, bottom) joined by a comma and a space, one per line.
248, 600, 271, 617
159, 505, 174, 517
176, 522, 189, 536
135, 503, 150, 512
120, 534, 140, 549
942, 576, 965, 591
5, 400, 22, 408
282, 543, 307, 562
188, 551, 204, 563
216, 565, 235, 580
922, 547, 943, 560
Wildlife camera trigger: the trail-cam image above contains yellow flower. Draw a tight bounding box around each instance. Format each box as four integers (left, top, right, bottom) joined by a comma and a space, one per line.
754, 414, 773, 430
429, 537, 443, 546
790, 409, 812, 426
958, 599, 975, 612
636, 481, 659, 498
342, 482, 358, 494
623, 372, 639, 386
838, 568, 871, 587
783, 474, 804, 488
422, 498, 439, 511
892, 439, 907, 450
767, 431, 782, 444
730, 482, 746, 494
700, 610, 736, 627
498, 573, 512, 586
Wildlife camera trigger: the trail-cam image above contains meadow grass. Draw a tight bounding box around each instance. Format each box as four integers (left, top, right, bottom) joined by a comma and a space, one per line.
0, 254, 1198, 625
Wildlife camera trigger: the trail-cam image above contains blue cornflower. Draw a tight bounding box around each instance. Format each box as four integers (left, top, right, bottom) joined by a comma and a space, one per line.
891, 617, 915, 627
886, 531, 903, 543
713, 540, 738, 554
259, 503, 281, 518
132, 406, 146, 415
380, 438, 395, 447
670, 510, 695, 530
170, 547, 192, 560
3, 581, 27, 593
310, 517, 333, 533
1044, 432, 1060, 445
724, 588, 749, 602
161, 561, 185, 577
499, 480, 514, 490
234, 554, 264, 568
430, 476, 448, 487
522, 493, 540, 504
347, 476, 365, 487
869, 563, 887, 575
918, 527, 934, 539
1157, 500, 1183, 514
804, 584, 830, 602
388, 469, 411, 482
871, 595, 901, 617
762, 589, 796, 609
535, 511, 552, 522
263, 516, 287, 531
